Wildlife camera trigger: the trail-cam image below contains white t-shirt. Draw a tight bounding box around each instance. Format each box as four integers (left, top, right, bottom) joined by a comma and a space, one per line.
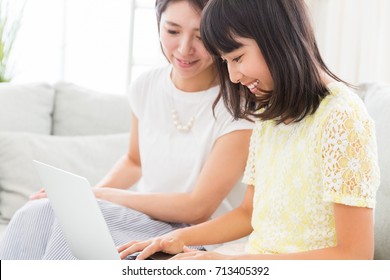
128, 65, 253, 217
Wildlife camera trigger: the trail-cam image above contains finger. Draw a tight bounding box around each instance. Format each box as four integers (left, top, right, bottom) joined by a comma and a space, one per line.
119, 240, 161, 260
118, 241, 150, 259
136, 242, 162, 260
30, 192, 47, 200
182, 246, 197, 253
159, 238, 184, 255
117, 240, 141, 253
170, 252, 198, 260
30, 188, 46, 196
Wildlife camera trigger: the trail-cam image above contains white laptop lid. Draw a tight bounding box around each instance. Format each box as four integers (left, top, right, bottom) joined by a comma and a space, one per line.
33, 160, 120, 260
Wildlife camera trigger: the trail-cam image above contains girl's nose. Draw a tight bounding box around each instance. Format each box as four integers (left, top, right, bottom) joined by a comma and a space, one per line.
228, 65, 243, 84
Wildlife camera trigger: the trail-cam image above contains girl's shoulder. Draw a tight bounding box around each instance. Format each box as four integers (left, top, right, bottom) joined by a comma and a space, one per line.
317, 82, 371, 122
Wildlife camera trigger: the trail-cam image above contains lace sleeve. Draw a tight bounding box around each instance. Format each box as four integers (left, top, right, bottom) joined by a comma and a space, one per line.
320, 107, 380, 208
242, 122, 261, 186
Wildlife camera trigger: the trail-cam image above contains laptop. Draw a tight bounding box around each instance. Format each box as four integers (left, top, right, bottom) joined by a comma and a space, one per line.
33, 160, 173, 260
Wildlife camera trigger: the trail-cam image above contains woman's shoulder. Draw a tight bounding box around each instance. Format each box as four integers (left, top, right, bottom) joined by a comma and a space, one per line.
127, 65, 171, 113
132, 65, 171, 86
128, 65, 171, 99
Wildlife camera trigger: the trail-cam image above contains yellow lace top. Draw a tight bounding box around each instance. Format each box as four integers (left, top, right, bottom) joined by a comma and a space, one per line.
242, 82, 380, 254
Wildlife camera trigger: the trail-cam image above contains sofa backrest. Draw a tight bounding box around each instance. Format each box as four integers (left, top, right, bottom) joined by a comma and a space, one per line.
0, 82, 131, 225
356, 82, 390, 260
0, 83, 55, 134
52, 82, 131, 135
0, 82, 132, 136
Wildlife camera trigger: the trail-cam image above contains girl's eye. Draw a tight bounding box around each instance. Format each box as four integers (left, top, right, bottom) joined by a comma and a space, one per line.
196, 36, 202, 41
232, 55, 243, 63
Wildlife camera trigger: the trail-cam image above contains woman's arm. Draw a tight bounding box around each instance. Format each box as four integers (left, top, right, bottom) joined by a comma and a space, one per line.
173, 203, 375, 260
95, 129, 252, 224
94, 113, 142, 190
117, 186, 254, 260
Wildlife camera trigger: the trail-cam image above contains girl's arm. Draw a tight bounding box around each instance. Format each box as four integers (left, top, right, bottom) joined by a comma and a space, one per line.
228, 203, 374, 260
173, 203, 374, 260
117, 186, 255, 260
95, 127, 252, 224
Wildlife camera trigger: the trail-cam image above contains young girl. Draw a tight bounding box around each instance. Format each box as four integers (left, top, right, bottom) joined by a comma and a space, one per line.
0, 0, 253, 259
118, 0, 380, 260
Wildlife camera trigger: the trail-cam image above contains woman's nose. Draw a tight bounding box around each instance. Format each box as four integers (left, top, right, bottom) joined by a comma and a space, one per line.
178, 37, 194, 56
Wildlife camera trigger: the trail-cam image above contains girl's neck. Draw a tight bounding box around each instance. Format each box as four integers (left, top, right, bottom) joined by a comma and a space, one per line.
320, 71, 336, 86
171, 67, 218, 92
282, 72, 336, 125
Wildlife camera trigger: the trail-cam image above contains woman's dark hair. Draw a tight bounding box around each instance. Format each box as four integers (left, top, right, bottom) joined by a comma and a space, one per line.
155, 0, 209, 28
201, 0, 348, 123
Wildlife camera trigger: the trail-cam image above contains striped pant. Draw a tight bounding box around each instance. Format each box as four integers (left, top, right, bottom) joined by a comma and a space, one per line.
0, 199, 190, 259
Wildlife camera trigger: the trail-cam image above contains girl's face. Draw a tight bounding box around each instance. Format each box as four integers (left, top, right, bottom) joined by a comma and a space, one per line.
159, 1, 215, 91
221, 37, 274, 95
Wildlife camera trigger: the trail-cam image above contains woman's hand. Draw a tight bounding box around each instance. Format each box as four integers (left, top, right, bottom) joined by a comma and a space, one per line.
29, 188, 47, 200
117, 234, 185, 260
91, 186, 105, 199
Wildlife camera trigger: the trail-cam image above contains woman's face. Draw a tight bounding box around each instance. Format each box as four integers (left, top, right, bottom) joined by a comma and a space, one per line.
221, 37, 274, 95
159, 0, 215, 90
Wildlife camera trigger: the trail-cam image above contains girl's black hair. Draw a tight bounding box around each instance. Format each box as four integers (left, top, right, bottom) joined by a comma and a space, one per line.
201, 0, 349, 123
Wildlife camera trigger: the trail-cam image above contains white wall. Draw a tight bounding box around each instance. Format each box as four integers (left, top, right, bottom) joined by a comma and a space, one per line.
9, 0, 165, 95
307, 0, 390, 84
7, 0, 390, 95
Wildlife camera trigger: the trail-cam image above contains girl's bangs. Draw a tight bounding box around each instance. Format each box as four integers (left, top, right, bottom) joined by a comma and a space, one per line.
200, 2, 242, 57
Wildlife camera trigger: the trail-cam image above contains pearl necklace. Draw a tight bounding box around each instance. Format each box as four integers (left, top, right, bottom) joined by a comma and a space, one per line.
171, 109, 195, 132
169, 74, 217, 132
169, 87, 212, 133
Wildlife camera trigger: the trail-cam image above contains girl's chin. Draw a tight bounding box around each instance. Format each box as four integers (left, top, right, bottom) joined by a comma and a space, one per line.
250, 87, 260, 95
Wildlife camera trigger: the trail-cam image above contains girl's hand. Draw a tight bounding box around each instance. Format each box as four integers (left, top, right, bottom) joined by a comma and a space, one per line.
117, 234, 185, 260
29, 188, 47, 200
171, 247, 230, 260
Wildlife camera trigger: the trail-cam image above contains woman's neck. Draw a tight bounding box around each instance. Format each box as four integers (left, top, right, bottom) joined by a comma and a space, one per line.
171, 67, 218, 92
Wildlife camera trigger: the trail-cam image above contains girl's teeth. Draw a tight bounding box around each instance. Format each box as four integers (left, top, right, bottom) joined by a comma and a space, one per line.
248, 80, 259, 89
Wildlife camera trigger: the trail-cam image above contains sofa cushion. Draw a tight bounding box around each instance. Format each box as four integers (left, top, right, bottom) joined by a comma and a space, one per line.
53, 83, 131, 136
0, 83, 55, 134
357, 82, 390, 260
0, 132, 129, 223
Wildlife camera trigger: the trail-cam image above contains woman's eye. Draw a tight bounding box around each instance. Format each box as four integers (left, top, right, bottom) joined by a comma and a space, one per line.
167, 29, 179, 35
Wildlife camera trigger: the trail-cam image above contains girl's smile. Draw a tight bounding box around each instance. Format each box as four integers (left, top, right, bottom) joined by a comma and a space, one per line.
243, 79, 260, 94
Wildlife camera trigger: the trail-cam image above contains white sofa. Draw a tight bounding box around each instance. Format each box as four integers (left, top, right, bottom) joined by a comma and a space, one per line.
355, 83, 390, 260
0, 81, 388, 259
0, 82, 131, 236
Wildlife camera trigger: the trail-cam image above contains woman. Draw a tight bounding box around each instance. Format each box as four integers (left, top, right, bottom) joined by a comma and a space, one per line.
0, 0, 252, 259
118, 0, 380, 260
